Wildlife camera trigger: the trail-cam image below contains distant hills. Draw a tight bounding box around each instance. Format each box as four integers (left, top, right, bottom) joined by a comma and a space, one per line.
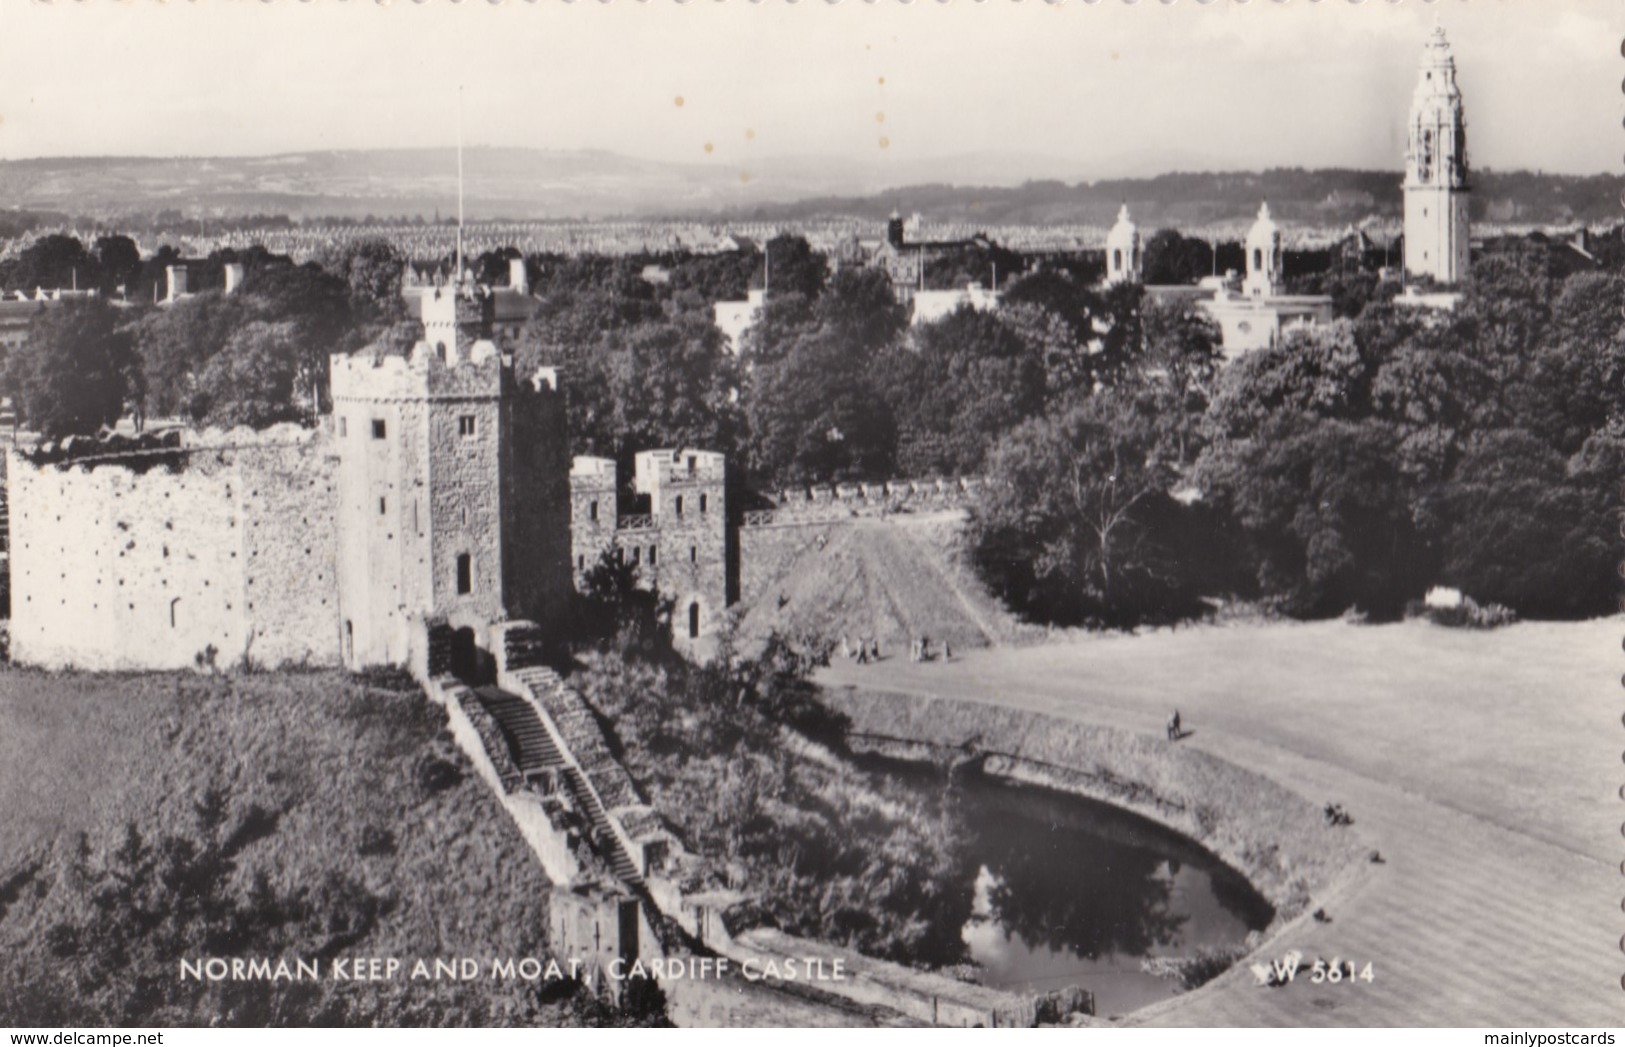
0, 148, 1617, 230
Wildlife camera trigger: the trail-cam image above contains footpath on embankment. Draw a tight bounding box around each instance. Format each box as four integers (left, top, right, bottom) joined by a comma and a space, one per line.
817, 617, 1621, 1027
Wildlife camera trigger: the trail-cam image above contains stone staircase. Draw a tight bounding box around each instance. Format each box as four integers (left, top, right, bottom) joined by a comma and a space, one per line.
564, 764, 644, 885
474, 680, 645, 887
474, 686, 566, 779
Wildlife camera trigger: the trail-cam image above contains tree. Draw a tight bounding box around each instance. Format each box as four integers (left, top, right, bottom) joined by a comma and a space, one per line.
6, 299, 138, 438
188, 321, 306, 430
881, 307, 1045, 476
742, 321, 897, 485
1141, 229, 1215, 286
1198, 413, 1422, 618
131, 293, 250, 418
1133, 301, 1225, 467
324, 238, 407, 321
969, 391, 1198, 627
94, 235, 142, 297
738, 273, 905, 485
753, 235, 827, 301
6, 234, 98, 294
1435, 428, 1619, 618
236, 262, 355, 415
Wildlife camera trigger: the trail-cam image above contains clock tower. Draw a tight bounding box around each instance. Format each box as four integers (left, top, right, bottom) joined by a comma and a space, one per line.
1403, 25, 1471, 285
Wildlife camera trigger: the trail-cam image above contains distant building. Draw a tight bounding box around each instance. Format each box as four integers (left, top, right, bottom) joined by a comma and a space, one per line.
869, 211, 996, 304
713, 289, 765, 355
1104, 205, 1143, 286
1194, 203, 1334, 358
909, 284, 1001, 327
1403, 25, 1471, 285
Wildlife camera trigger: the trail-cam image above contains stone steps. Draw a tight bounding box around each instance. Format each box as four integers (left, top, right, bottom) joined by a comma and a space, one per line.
474, 687, 566, 777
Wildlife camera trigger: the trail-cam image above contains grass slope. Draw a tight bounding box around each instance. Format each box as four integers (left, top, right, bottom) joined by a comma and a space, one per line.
740, 513, 1034, 653
0, 667, 585, 1026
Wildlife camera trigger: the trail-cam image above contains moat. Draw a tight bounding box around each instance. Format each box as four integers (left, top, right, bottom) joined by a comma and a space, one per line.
943, 775, 1274, 1017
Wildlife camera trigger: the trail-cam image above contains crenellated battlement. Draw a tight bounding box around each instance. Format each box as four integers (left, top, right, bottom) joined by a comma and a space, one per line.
633, 449, 726, 492
329, 339, 506, 405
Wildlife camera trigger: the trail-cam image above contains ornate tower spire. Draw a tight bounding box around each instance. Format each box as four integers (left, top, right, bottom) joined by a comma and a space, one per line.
1403, 25, 1471, 284
1105, 203, 1141, 286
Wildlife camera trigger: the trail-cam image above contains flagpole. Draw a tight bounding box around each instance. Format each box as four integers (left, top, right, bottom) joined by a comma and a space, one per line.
456, 86, 465, 290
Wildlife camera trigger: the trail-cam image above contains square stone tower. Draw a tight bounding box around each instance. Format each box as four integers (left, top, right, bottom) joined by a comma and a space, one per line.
330, 294, 570, 670
633, 449, 728, 646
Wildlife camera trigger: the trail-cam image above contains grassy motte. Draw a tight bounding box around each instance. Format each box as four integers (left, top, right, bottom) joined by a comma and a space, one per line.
0, 666, 647, 1026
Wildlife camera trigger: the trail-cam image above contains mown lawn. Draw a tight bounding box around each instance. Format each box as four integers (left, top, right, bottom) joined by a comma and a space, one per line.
0, 666, 594, 1026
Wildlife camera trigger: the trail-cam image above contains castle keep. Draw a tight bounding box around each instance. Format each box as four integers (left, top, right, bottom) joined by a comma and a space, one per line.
6, 294, 728, 672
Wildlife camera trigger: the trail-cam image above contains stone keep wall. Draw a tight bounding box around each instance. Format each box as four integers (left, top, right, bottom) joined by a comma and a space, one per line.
331, 342, 512, 668
7, 433, 337, 671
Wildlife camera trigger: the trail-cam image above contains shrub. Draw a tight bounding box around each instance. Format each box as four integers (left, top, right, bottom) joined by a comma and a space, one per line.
1414, 595, 1518, 630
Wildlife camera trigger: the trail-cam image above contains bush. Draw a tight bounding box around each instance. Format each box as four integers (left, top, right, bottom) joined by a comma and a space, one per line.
1141, 942, 1251, 992
1413, 596, 1518, 630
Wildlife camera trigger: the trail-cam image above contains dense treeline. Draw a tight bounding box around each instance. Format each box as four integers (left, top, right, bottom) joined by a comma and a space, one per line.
972, 243, 1623, 625
4, 226, 1618, 621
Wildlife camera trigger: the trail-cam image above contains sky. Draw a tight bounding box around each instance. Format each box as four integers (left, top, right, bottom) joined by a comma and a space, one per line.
0, 0, 1617, 179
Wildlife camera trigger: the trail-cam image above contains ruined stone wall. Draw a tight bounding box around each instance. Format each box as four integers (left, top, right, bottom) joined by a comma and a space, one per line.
237, 440, 340, 667
7, 432, 337, 671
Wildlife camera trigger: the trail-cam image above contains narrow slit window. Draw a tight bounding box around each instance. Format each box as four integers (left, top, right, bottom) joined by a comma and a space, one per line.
649, 545, 657, 566
458, 415, 477, 437
699, 493, 708, 513
589, 500, 598, 522
690, 546, 697, 564
674, 495, 684, 516
456, 553, 472, 595
379, 497, 387, 516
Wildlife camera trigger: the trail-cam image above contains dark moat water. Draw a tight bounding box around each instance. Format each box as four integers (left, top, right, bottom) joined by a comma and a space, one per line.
948, 775, 1273, 1017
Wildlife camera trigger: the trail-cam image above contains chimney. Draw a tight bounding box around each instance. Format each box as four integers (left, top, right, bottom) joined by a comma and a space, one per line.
509, 256, 529, 295
223, 263, 245, 295
165, 265, 188, 302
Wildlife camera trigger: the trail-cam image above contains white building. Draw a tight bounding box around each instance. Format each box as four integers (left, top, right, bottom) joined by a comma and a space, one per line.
1105, 204, 1142, 286
1403, 25, 1471, 285
713, 289, 765, 354
1195, 203, 1334, 359
910, 283, 1001, 327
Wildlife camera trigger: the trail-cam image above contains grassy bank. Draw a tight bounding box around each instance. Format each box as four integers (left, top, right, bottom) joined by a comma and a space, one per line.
0, 666, 628, 1026
568, 647, 979, 969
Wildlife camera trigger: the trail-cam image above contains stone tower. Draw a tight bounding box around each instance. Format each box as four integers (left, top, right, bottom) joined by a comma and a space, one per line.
330, 311, 570, 671
1105, 205, 1142, 286
1403, 24, 1471, 285
632, 450, 728, 648
1243, 202, 1283, 300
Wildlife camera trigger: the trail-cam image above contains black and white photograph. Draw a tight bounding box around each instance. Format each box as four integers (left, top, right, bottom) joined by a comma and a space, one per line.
0, 0, 1619, 1032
